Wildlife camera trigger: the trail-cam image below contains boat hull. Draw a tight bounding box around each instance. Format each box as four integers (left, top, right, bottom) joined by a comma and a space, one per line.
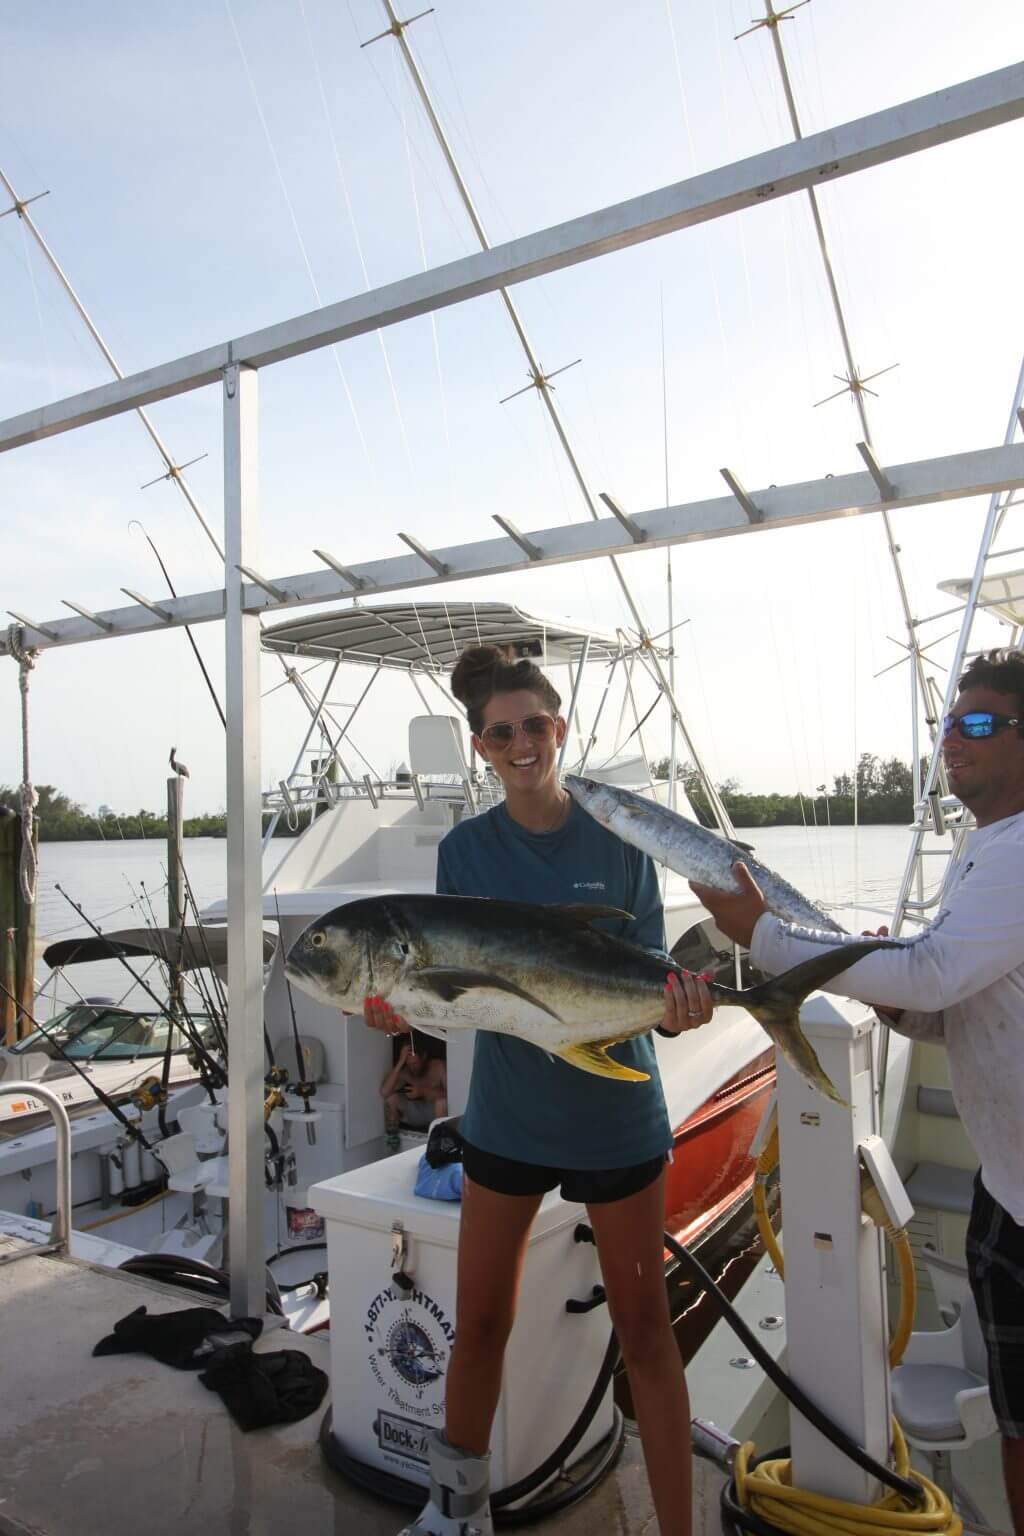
664, 1048, 774, 1247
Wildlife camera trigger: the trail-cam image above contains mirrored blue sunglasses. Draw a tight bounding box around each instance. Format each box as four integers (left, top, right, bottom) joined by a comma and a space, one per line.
942, 711, 1021, 740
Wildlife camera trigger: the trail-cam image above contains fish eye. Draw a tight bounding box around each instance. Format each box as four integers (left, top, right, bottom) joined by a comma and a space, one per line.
311, 932, 326, 949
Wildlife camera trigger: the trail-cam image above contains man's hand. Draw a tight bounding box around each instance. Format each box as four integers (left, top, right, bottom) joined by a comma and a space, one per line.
660, 969, 715, 1035
363, 995, 412, 1037
688, 861, 767, 948
859, 927, 901, 1021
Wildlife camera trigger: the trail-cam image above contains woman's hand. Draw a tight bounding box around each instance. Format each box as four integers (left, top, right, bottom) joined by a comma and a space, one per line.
660, 969, 715, 1034
363, 995, 412, 1037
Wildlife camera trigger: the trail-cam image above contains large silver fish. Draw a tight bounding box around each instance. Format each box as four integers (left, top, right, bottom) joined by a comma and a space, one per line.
564, 775, 844, 933
285, 894, 892, 1104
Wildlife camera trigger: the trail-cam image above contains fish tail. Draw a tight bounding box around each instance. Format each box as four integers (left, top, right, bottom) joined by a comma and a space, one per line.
710, 938, 898, 1105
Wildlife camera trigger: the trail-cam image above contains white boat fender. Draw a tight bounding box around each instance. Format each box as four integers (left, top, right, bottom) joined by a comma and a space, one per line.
398, 1432, 494, 1536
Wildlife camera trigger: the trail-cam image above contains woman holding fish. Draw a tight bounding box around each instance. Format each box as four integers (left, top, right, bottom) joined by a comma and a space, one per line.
366, 644, 711, 1536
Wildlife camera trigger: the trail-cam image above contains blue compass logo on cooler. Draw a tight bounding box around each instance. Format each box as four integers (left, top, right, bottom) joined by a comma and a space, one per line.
382, 1308, 446, 1394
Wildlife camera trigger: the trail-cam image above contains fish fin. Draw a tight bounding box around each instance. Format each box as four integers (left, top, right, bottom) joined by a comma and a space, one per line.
556, 1042, 649, 1082
720, 939, 900, 1105
414, 967, 563, 1022
550, 903, 635, 924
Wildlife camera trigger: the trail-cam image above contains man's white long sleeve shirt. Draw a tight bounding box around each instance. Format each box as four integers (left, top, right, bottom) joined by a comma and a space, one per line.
750, 810, 1024, 1223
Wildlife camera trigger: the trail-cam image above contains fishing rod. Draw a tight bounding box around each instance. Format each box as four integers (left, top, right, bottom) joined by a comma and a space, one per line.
129, 522, 226, 729
173, 864, 286, 1118
273, 888, 317, 1143
53, 886, 224, 1099
0, 979, 156, 1151
142, 878, 224, 1044
173, 865, 230, 1062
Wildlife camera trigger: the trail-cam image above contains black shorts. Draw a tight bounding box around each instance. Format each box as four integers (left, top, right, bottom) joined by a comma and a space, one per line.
460, 1138, 666, 1206
966, 1172, 1024, 1438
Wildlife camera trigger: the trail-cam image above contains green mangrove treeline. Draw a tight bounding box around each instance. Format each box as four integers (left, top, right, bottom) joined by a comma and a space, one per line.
3, 753, 921, 841
660, 753, 920, 829
0, 785, 257, 843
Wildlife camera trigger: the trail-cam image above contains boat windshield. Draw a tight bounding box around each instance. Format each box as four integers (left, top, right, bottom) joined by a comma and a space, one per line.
10, 1005, 218, 1061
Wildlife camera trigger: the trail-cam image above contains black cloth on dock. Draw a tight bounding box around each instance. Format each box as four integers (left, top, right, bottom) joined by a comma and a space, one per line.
199, 1341, 328, 1431
93, 1305, 262, 1369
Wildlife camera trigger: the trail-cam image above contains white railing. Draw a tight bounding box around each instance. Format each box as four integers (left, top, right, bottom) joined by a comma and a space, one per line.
0, 1082, 72, 1266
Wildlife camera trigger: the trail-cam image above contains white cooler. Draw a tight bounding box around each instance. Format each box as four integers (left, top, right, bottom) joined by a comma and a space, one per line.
310, 1148, 616, 1499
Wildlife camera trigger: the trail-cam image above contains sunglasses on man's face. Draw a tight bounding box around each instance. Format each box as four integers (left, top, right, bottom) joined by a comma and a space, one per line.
942, 711, 1022, 741
478, 713, 556, 750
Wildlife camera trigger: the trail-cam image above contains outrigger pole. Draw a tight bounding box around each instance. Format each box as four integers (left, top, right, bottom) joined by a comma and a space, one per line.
0, 166, 224, 562
738, 0, 944, 885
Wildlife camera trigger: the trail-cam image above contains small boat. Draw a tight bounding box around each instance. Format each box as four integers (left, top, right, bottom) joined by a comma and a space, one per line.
0, 997, 215, 1124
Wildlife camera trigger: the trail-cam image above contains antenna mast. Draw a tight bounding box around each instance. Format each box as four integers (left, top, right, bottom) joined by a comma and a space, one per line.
738, 3, 934, 770
366, 2, 735, 833
0, 165, 224, 562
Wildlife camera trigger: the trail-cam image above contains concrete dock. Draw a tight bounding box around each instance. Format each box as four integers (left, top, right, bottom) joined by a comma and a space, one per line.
0, 1234, 726, 1535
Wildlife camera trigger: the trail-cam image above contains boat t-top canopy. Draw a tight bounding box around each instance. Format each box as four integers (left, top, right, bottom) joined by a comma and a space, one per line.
938, 568, 1024, 629
260, 601, 622, 670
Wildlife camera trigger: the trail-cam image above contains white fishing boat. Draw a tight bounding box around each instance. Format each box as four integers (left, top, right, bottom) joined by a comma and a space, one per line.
0, 3, 1021, 1533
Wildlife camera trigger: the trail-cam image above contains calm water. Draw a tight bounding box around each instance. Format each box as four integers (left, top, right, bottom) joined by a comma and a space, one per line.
31, 822, 922, 1017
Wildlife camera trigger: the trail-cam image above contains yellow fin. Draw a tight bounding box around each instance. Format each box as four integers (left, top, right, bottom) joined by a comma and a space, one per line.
556, 1042, 649, 1082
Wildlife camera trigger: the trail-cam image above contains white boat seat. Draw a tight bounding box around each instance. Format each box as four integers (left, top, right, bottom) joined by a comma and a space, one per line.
904, 1161, 976, 1215
916, 1086, 958, 1118
890, 1283, 996, 1468
921, 1244, 971, 1327
408, 715, 471, 779
890, 1364, 986, 1442
271, 1035, 326, 1084
200, 1157, 231, 1200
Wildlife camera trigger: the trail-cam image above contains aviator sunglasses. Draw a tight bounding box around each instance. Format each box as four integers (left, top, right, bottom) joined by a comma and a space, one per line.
478, 712, 557, 750
942, 710, 1022, 741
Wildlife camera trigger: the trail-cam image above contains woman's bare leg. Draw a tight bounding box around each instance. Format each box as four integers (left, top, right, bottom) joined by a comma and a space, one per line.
445, 1176, 544, 1455
589, 1171, 692, 1536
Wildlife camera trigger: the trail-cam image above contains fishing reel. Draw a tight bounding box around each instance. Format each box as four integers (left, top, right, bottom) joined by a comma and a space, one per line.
130, 1076, 167, 1113
264, 1085, 287, 1121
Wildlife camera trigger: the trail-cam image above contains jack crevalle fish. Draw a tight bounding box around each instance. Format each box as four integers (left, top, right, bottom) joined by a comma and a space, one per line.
285, 894, 894, 1104
564, 776, 845, 934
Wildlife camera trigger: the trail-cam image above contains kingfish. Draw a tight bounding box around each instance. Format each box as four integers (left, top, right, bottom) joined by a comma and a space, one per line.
564, 775, 846, 934
285, 894, 894, 1104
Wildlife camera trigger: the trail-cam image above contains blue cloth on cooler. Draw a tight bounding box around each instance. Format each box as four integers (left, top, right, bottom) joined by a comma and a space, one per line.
415, 1153, 463, 1202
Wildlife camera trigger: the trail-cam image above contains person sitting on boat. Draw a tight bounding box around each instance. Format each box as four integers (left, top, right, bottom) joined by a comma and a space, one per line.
380, 1039, 448, 1151
364, 642, 712, 1536
689, 646, 1024, 1536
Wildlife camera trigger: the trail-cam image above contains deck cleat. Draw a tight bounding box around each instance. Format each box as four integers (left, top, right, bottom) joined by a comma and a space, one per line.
398, 1432, 494, 1536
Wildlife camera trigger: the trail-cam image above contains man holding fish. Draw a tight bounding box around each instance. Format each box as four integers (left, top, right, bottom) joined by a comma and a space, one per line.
675, 649, 1024, 1536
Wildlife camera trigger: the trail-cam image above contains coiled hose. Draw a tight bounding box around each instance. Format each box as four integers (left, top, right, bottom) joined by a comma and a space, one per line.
733, 1113, 960, 1536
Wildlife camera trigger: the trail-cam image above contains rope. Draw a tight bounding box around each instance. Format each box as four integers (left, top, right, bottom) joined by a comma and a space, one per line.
6, 624, 39, 905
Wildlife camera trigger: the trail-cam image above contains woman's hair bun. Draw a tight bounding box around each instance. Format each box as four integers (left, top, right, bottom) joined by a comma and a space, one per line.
450, 644, 514, 705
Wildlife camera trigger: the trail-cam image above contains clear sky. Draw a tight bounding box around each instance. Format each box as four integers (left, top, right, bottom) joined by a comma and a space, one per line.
1, 0, 1022, 815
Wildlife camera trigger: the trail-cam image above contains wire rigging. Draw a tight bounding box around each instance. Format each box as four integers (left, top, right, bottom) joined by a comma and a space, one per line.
223, 0, 372, 470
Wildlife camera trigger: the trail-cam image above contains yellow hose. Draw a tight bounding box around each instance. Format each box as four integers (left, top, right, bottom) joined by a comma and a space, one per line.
753, 1115, 785, 1277
80, 1189, 169, 1230
741, 1124, 953, 1533
733, 1420, 961, 1536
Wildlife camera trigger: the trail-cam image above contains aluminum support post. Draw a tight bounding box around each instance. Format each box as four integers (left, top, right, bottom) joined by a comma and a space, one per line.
223, 363, 266, 1320
776, 994, 890, 1503
557, 636, 591, 772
